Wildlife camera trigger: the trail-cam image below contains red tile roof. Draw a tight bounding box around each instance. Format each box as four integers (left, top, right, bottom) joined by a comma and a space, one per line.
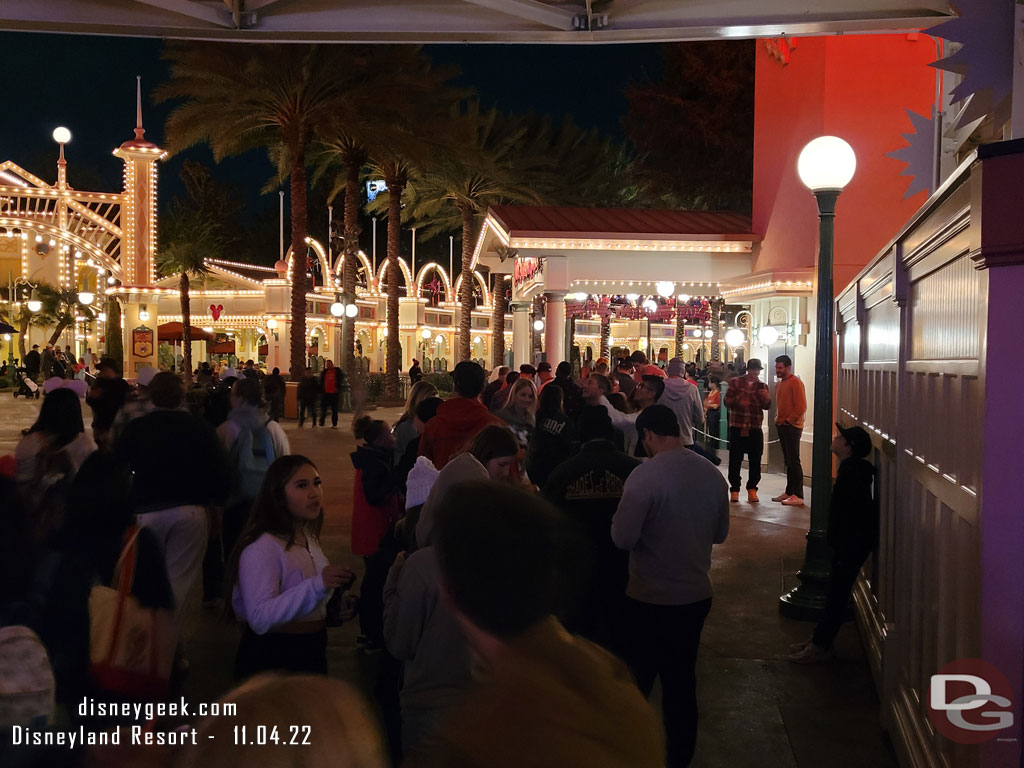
489, 205, 757, 240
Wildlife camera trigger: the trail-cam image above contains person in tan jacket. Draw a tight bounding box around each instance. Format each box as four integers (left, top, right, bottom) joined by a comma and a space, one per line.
773, 355, 807, 506
410, 481, 664, 768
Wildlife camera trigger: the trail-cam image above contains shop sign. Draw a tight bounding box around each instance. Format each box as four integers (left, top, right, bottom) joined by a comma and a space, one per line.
513, 257, 543, 288
132, 325, 154, 357
565, 299, 612, 320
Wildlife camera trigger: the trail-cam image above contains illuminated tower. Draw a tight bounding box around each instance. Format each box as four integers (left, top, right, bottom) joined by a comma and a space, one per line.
113, 76, 165, 288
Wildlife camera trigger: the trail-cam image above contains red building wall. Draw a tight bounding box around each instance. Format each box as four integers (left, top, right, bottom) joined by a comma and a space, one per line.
753, 34, 940, 293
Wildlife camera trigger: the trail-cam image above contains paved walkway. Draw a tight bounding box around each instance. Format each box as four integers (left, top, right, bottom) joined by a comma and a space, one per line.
0, 397, 896, 767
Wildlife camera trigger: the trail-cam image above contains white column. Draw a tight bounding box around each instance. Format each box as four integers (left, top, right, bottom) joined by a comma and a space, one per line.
511, 301, 531, 368
544, 291, 566, 365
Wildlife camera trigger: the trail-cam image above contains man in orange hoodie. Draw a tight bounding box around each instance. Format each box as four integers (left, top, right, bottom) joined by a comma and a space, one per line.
419, 361, 504, 468
773, 355, 807, 506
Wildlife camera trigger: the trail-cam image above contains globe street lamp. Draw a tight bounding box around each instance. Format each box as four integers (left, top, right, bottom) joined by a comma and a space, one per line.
780, 136, 856, 619
27, 288, 42, 313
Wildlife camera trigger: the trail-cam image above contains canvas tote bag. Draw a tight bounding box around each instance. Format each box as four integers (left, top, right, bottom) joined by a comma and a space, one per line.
89, 528, 175, 698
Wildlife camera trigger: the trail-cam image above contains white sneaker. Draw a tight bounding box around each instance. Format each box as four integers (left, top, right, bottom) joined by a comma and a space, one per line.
781, 495, 805, 507
772, 492, 789, 502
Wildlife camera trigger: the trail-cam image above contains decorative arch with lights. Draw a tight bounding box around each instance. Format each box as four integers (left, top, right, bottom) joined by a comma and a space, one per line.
453, 270, 490, 307
285, 237, 333, 287
376, 257, 413, 296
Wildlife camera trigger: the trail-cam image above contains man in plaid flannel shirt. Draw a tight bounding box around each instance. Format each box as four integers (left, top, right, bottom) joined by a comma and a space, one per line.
724, 359, 771, 503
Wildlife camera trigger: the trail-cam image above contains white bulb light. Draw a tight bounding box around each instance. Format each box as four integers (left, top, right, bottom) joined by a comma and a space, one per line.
98, 312, 107, 322
78, 291, 94, 305
28, 299, 42, 312
691, 329, 702, 338
330, 301, 344, 317
52, 126, 71, 144
703, 329, 714, 339
677, 294, 690, 302
656, 281, 674, 298
642, 298, 658, 312
421, 328, 432, 339
682, 343, 689, 350
345, 303, 358, 318
758, 325, 780, 346
725, 328, 745, 347
382, 327, 388, 337
533, 319, 544, 331
267, 318, 278, 330
572, 292, 588, 302
107, 276, 116, 285
473, 335, 482, 344
797, 136, 856, 192
625, 293, 639, 302
435, 334, 444, 343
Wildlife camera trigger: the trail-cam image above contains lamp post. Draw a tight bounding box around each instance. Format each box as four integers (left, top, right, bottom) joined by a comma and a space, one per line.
779, 135, 856, 619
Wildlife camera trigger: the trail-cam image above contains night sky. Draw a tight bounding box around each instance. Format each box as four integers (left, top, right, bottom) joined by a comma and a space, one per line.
0, 31, 662, 216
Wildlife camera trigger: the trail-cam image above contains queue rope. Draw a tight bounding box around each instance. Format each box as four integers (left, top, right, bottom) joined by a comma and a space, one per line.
693, 426, 782, 446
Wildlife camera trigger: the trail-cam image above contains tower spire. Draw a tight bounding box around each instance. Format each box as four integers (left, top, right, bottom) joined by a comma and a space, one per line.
134, 75, 145, 141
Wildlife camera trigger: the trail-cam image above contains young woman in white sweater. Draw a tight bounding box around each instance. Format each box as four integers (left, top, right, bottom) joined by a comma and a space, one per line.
226, 455, 355, 680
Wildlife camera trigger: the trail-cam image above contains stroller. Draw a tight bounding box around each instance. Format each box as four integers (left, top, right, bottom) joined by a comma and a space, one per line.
13, 366, 40, 399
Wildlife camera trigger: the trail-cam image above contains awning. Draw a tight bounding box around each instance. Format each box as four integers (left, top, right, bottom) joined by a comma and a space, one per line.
210, 340, 235, 354
158, 322, 215, 342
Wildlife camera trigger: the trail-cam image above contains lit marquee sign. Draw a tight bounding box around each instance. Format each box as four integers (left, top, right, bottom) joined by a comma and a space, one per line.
513, 257, 543, 288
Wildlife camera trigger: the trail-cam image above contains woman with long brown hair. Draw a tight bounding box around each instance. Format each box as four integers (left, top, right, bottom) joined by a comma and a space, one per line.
226, 455, 355, 680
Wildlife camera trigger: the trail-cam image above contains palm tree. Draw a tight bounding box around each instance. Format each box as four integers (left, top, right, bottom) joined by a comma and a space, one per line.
157, 208, 221, 386
158, 43, 351, 380
36, 283, 96, 348
402, 103, 546, 362
369, 159, 410, 400
315, 46, 463, 381
157, 162, 232, 384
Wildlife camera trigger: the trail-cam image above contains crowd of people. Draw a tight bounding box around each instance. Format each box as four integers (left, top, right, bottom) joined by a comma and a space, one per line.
0, 349, 877, 768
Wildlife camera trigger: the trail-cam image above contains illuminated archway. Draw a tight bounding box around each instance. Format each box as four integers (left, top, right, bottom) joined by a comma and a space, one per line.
453, 270, 491, 307
285, 237, 333, 287
376, 257, 413, 296
333, 249, 375, 290
416, 262, 453, 303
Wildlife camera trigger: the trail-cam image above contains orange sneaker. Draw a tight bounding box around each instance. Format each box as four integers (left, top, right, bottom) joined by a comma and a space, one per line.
747, 489, 759, 503
730, 491, 739, 503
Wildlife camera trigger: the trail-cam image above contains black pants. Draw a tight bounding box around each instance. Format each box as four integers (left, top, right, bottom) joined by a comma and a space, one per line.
776, 423, 804, 497
202, 499, 253, 601
359, 533, 399, 643
728, 427, 763, 491
621, 597, 712, 768
812, 550, 871, 650
705, 409, 721, 454
320, 392, 339, 426
234, 626, 328, 681
299, 399, 317, 426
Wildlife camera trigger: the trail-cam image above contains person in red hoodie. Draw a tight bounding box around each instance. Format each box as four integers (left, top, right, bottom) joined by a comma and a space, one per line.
419, 361, 504, 469
351, 416, 401, 651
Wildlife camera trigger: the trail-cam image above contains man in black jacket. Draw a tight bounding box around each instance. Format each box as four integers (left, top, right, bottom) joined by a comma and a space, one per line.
789, 423, 876, 663
542, 406, 640, 651
545, 361, 584, 419
24, 344, 41, 380
115, 372, 230, 627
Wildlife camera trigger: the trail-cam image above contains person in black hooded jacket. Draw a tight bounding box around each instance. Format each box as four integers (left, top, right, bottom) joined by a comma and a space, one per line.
789, 424, 877, 663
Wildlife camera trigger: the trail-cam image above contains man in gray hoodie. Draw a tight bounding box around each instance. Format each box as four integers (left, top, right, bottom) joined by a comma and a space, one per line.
612, 404, 729, 768
661, 357, 706, 449
383, 451, 488, 758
